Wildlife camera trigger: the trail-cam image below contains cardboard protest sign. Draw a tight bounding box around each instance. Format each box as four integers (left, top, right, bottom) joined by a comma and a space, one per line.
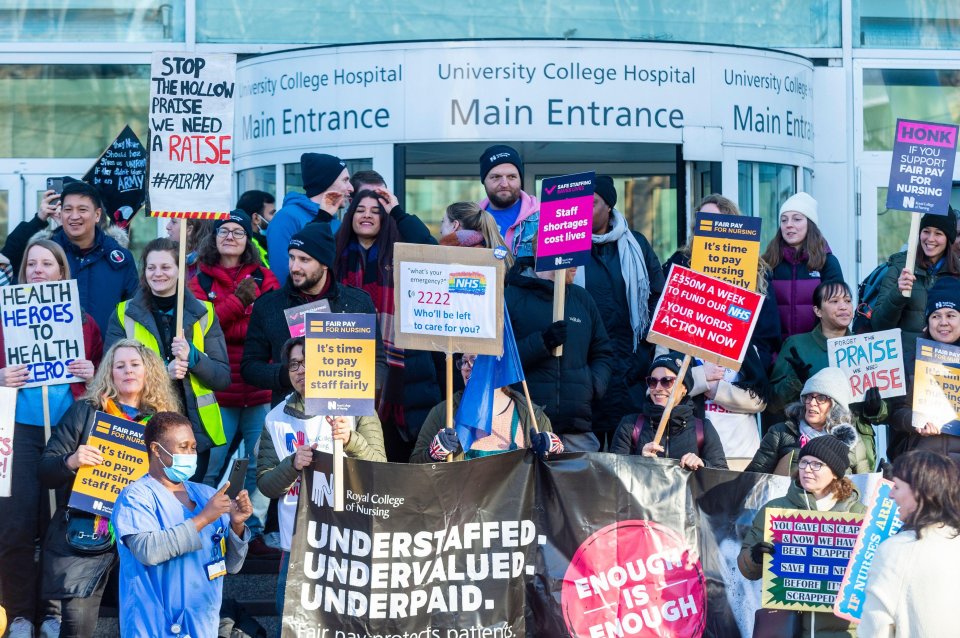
148, 52, 236, 219
68, 412, 148, 517
0, 280, 84, 387
0, 387, 14, 497
82, 125, 147, 230
834, 479, 903, 623
647, 265, 764, 370
304, 312, 376, 416
761, 508, 864, 611
886, 119, 959, 215
535, 172, 594, 271
912, 338, 960, 435
827, 329, 906, 401
394, 243, 504, 355
284, 299, 332, 338
690, 212, 761, 290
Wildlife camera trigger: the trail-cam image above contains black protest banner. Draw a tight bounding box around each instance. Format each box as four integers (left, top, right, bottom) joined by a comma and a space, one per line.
82, 125, 147, 230
284, 453, 790, 637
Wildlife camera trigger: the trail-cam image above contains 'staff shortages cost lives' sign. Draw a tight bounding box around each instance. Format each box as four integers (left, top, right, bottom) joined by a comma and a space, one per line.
536, 171, 594, 272
647, 265, 764, 371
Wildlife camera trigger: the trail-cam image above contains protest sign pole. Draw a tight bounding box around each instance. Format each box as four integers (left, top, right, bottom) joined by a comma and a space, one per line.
651, 354, 692, 448
521, 380, 540, 435
445, 352, 454, 462
902, 214, 921, 298
41, 385, 56, 516
176, 220, 188, 337
326, 416, 344, 512
552, 277, 565, 357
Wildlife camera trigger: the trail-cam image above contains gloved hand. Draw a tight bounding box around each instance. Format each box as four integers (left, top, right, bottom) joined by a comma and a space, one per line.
750, 541, 775, 565
429, 428, 461, 460
862, 386, 883, 418
542, 321, 568, 350
529, 429, 564, 460
784, 347, 812, 382
235, 277, 258, 306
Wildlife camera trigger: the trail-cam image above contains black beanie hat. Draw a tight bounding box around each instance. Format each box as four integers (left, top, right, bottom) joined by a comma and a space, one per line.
479, 145, 523, 183
301, 153, 346, 198
594, 175, 617, 208
648, 354, 694, 393
288, 223, 335, 268
919, 206, 958, 245
215, 209, 253, 239
925, 277, 960, 321
799, 434, 850, 479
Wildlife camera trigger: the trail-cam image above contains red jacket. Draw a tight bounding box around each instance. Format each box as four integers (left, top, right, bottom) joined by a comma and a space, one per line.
0, 311, 103, 400
188, 261, 280, 407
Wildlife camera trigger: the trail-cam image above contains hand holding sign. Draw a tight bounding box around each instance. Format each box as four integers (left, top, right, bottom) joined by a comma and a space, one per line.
329, 416, 352, 445
66, 358, 96, 382
0, 364, 29, 388
67, 444, 104, 471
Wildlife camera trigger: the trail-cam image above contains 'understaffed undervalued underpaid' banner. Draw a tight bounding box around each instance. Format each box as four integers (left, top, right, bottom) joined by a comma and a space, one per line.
283, 451, 823, 638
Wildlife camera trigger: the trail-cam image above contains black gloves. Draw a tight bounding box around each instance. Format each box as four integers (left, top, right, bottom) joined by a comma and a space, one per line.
542, 321, 568, 350
750, 541, 775, 565
529, 429, 564, 460
862, 386, 883, 418
784, 347, 812, 382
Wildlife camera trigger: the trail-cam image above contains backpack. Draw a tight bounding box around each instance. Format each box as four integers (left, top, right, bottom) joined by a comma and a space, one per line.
196, 267, 265, 300
631, 414, 704, 455
852, 261, 891, 334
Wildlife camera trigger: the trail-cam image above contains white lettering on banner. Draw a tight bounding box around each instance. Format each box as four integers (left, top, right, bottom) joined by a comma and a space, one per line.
234, 42, 813, 157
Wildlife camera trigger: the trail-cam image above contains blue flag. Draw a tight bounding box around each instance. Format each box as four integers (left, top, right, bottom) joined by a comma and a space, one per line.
454, 307, 525, 452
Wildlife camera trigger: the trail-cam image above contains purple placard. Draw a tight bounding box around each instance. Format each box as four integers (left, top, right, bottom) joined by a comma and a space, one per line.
886, 118, 959, 215
535, 171, 595, 272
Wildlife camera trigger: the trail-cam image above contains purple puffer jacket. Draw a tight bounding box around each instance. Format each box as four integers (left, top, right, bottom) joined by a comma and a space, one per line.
770, 244, 845, 339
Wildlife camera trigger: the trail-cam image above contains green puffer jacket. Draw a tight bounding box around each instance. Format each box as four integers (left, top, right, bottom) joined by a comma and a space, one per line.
872, 250, 959, 355
739, 480, 866, 638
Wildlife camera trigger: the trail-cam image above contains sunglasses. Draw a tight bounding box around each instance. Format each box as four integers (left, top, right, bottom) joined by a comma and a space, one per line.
646, 376, 678, 390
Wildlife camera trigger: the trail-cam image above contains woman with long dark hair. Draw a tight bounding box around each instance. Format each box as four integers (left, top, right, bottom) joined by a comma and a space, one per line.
860, 450, 960, 637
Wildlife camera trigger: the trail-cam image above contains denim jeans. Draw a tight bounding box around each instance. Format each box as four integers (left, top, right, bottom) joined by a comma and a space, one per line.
204, 404, 270, 535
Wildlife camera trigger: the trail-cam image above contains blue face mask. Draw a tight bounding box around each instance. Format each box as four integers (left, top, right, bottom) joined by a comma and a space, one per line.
157, 444, 197, 483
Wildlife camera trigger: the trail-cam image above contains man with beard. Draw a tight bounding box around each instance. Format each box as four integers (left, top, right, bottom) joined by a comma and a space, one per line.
477, 144, 539, 255
241, 223, 386, 406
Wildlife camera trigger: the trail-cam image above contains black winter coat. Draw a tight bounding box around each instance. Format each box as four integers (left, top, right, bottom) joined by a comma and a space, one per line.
240, 279, 387, 406
585, 230, 665, 430
505, 262, 613, 435
610, 397, 728, 468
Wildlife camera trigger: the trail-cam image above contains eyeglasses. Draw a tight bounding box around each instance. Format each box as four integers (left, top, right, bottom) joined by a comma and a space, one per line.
216, 228, 247, 239
646, 376, 677, 390
456, 357, 477, 370
287, 359, 305, 372
802, 393, 832, 405
798, 459, 824, 471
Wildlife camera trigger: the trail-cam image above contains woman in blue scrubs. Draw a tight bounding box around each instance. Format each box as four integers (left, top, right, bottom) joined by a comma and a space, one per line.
112, 411, 252, 638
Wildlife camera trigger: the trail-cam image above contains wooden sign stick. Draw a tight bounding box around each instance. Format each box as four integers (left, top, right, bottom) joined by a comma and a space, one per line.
552, 276, 566, 357
176, 219, 189, 336
445, 352, 454, 462
41, 385, 56, 517
521, 380, 540, 435
327, 416, 344, 512
902, 214, 921, 298
651, 354, 693, 448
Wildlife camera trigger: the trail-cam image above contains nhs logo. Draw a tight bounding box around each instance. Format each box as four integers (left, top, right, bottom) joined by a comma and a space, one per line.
727, 304, 752, 322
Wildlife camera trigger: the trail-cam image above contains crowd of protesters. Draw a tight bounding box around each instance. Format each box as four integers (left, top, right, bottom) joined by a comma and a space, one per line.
0, 147, 958, 638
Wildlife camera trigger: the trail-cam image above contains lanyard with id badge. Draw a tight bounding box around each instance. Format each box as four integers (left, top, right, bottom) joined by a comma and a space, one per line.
206, 526, 227, 580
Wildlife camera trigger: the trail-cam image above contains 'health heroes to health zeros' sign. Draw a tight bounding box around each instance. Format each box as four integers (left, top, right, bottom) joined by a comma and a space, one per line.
536, 171, 595, 272
0, 280, 84, 387
886, 118, 959, 215
647, 265, 764, 371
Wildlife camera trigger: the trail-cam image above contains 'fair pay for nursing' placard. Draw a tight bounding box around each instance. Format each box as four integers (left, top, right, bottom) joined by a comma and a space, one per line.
886, 118, 958, 215
828, 329, 906, 401
69, 412, 148, 517
912, 338, 960, 435
690, 212, 761, 290
0, 280, 84, 387
303, 312, 376, 417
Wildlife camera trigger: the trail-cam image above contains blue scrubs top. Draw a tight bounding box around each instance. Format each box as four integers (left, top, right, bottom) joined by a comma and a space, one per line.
113, 476, 232, 638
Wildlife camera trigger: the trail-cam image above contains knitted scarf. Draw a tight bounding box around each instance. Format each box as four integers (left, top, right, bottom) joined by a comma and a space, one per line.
338, 242, 402, 368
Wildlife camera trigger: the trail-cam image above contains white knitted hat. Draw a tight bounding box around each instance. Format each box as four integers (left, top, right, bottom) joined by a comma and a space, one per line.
779, 192, 818, 225
801, 367, 853, 410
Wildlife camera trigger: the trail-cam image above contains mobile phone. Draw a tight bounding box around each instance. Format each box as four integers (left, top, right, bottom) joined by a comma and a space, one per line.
46, 177, 64, 195
224, 458, 249, 499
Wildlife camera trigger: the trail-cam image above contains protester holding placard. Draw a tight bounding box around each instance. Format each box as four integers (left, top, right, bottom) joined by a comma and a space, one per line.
105, 238, 231, 481
268, 153, 350, 283
747, 367, 871, 475
860, 450, 960, 638
871, 207, 960, 357
505, 256, 613, 452
762, 192, 845, 340
477, 145, 539, 253
888, 279, 960, 461
611, 354, 727, 469
37, 339, 179, 638
112, 411, 253, 638
0, 239, 102, 638
439, 201, 514, 270
333, 189, 440, 461
187, 210, 280, 550
768, 280, 887, 466
256, 337, 385, 613
739, 435, 865, 638
243, 224, 387, 410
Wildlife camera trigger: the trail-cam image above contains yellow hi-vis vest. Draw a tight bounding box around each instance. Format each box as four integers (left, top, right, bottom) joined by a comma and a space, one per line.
116, 300, 226, 446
